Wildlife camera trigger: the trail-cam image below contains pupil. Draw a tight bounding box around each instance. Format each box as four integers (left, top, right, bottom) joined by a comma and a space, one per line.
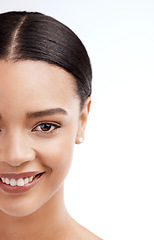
40, 123, 51, 131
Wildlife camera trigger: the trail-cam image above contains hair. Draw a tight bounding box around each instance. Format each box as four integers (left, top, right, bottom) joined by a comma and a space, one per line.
0, 11, 92, 109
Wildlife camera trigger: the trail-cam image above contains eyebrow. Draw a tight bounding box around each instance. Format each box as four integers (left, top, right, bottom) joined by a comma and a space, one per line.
26, 108, 67, 119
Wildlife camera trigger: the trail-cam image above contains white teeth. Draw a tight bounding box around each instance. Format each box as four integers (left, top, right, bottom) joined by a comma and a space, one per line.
17, 178, 25, 187
0, 176, 35, 186
24, 177, 29, 184
10, 179, 16, 186
1, 177, 5, 183
5, 178, 10, 185
29, 176, 33, 182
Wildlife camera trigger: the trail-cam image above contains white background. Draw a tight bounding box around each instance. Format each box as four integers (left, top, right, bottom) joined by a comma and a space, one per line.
1, 1, 154, 239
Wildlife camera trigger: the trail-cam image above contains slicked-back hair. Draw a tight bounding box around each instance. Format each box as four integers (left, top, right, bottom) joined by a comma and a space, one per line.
0, 11, 92, 109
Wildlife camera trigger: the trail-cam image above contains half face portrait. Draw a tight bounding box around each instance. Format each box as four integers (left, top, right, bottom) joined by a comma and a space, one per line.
0, 11, 102, 240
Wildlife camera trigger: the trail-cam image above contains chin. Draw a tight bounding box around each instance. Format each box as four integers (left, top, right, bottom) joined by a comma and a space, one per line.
0, 197, 43, 217
0, 205, 37, 217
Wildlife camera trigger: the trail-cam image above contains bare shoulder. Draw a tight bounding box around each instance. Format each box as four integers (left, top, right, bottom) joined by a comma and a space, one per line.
79, 224, 103, 240
68, 216, 103, 240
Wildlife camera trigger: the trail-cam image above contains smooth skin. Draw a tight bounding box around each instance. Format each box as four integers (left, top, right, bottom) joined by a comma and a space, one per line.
0, 60, 102, 240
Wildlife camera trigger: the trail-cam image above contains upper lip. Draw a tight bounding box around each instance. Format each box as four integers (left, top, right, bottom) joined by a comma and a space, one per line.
0, 171, 45, 179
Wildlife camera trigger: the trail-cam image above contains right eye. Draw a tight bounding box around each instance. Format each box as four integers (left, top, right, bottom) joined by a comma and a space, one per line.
32, 122, 60, 134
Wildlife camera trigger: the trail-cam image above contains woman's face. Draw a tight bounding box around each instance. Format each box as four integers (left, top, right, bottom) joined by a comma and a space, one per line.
0, 60, 90, 217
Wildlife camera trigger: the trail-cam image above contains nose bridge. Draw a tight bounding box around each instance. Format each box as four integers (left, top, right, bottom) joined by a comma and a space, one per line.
1, 128, 35, 166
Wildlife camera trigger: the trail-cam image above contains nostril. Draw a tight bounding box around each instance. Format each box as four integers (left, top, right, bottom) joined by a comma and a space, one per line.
1, 147, 36, 167
0, 132, 36, 165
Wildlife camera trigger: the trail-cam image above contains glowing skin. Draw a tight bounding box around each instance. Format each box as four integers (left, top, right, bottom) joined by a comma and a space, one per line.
0, 60, 101, 240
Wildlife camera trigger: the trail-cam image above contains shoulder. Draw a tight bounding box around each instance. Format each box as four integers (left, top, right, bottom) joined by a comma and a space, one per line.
68, 216, 103, 240
80, 226, 103, 240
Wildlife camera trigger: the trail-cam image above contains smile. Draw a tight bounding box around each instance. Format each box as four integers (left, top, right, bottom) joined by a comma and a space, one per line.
0, 172, 45, 193
1, 176, 34, 186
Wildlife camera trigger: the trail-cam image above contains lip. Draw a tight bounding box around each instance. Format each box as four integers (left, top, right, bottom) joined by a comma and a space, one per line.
0, 171, 42, 180
0, 171, 45, 194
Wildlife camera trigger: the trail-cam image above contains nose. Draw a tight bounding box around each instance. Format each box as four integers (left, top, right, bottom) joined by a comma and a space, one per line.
0, 130, 35, 167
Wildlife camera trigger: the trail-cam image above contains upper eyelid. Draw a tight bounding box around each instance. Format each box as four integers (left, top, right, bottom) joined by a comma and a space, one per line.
32, 121, 60, 128
32, 122, 61, 131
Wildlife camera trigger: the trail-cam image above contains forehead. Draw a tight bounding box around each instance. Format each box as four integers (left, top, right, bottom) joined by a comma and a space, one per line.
0, 60, 79, 115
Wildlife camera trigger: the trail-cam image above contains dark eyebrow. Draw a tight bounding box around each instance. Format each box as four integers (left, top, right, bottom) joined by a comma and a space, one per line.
26, 108, 67, 119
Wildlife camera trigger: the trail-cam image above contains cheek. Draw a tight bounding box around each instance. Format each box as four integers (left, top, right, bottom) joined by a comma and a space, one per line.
36, 128, 77, 174
32, 119, 79, 195
37, 136, 75, 197
46, 139, 74, 171
35, 118, 79, 167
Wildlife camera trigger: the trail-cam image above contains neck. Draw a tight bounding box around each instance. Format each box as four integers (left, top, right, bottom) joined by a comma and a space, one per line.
0, 184, 69, 240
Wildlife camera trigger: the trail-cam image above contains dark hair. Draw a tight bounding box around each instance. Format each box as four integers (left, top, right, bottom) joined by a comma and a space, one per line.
0, 11, 92, 109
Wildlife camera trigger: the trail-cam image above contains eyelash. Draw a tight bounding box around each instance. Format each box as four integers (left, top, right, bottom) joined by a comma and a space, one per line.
32, 122, 61, 134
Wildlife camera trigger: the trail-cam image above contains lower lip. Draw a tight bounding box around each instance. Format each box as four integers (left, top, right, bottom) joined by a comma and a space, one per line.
0, 174, 44, 194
